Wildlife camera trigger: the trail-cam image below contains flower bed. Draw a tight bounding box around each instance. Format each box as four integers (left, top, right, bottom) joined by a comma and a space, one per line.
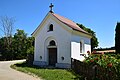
84, 54, 120, 80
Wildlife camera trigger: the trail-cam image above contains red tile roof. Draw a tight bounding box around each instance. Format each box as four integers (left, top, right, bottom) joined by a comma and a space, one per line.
32, 12, 91, 36
51, 13, 88, 34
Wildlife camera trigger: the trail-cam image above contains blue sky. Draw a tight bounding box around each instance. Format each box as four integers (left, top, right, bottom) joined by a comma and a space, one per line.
0, 0, 120, 48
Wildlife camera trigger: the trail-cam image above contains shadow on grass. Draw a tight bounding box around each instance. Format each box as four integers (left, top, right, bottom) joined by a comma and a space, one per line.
14, 61, 84, 80
67, 69, 85, 80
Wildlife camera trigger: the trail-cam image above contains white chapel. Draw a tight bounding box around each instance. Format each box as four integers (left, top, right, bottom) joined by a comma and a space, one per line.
32, 4, 92, 68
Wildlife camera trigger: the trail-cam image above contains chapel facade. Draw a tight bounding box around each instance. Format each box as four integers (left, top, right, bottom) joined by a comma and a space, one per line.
32, 4, 92, 68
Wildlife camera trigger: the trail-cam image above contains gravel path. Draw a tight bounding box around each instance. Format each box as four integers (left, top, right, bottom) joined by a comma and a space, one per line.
0, 60, 42, 80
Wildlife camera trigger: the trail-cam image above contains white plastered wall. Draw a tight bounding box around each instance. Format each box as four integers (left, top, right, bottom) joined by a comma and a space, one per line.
71, 33, 91, 61
34, 17, 72, 65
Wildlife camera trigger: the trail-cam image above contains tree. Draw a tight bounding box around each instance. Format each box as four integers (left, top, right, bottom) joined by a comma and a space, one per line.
0, 28, 34, 60
0, 16, 15, 48
77, 23, 99, 51
0, 37, 5, 60
0, 16, 15, 60
115, 22, 120, 53
26, 37, 34, 54
13, 29, 27, 59
12, 29, 34, 59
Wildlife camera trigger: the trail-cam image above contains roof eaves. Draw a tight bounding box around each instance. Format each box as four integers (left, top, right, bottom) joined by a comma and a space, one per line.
73, 28, 92, 37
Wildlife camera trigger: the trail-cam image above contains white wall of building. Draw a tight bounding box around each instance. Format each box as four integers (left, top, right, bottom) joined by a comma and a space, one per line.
34, 17, 72, 65
71, 33, 91, 61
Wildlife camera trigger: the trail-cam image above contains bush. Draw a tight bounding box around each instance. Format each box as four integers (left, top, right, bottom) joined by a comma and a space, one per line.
27, 46, 34, 54
84, 54, 120, 79
26, 54, 34, 65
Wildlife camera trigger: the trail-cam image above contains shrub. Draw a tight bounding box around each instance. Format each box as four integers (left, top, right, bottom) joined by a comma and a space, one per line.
84, 54, 120, 79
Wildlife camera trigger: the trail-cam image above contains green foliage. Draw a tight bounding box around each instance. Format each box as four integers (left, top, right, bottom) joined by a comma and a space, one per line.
0, 29, 34, 60
85, 54, 118, 67
26, 37, 34, 54
27, 46, 34, 54
84, 54, 120, 79
77, 23, 99, 51
0, 37, 13, 60
13, 29, 28, 59
115, 22, 120, 53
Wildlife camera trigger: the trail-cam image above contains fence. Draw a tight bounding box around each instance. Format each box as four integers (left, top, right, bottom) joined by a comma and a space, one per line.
71, 59, 117, 80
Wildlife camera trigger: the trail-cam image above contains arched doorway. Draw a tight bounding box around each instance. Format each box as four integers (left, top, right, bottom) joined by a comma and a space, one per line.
48, 40, 57, 66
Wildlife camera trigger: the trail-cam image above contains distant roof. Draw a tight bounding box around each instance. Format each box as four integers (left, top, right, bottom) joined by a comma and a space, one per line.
51, 13, 88, 34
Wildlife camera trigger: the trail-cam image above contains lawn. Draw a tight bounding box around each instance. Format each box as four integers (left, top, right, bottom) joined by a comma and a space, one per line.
11, 62, 83, 80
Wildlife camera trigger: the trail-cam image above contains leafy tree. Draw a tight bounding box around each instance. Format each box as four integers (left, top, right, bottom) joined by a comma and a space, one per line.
26, 37, 34, 54
77, 23, 99, 51
13, 29, 34, 59
0, 29, 34, 60
115, 22, 120, 53
13, 29, 27, 59
0, 37, 5, 60
0, 37, 14, 60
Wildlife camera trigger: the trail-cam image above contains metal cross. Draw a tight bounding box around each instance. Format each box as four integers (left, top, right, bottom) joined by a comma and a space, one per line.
49, 3, 54, 13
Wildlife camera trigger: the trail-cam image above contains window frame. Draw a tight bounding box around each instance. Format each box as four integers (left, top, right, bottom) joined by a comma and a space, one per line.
48, 24, 53, 32
49, 40, 56, 46
80, 41, 83, 53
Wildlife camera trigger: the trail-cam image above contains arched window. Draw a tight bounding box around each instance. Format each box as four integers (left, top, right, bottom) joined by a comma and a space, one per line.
49, 40, 56, 46
80, 41, 82, 53
48, 24, 53, 31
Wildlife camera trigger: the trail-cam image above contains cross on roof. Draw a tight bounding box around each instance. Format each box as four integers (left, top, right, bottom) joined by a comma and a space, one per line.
49, 3, 54, 13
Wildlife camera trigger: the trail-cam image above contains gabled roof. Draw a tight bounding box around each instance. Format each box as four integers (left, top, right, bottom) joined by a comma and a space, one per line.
51, 13, 88, 34
32, 12, 91, 36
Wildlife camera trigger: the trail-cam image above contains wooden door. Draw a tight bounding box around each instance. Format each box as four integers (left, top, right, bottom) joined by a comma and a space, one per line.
48, 48, 57, 66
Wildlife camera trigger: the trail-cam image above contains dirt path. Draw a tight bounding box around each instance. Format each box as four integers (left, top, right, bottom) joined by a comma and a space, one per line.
0, 60, 42, 80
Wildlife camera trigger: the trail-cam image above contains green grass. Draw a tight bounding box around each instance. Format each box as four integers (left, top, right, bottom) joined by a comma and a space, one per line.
11, 62, 83, 80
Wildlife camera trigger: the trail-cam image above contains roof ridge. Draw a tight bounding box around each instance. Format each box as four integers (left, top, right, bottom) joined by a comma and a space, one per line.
51, 13, 88, 34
